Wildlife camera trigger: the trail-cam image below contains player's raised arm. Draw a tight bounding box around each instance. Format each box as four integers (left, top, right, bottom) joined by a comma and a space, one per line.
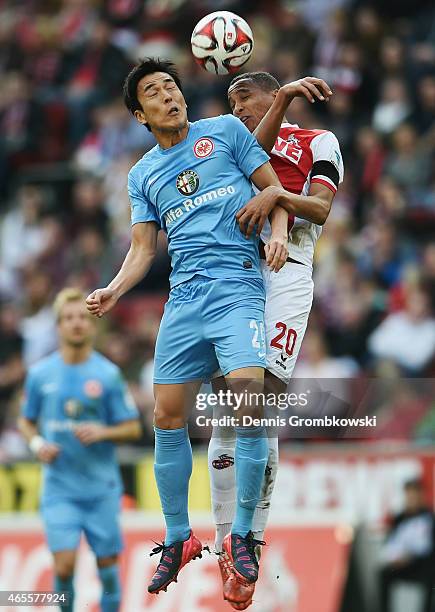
254, 77, 333, 153
86, 221, 158, 318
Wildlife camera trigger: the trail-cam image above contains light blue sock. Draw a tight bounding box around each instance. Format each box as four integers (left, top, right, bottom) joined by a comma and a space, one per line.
154, 426, 192, 545
232, 427, 268, 537
98, 564, 121, 612
54, 575, 74, 612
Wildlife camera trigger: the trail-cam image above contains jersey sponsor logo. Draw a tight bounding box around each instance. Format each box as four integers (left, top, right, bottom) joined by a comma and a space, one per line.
47, 419, 76, 432
64, 399, 83, 419
84, 379, 103, 398
275, 359, 288, 370
193, 137, 214, 158
176, 169, 200, 196
332, 150, 341, 170
273, 135, 303, 165
41, 382, 58, 395
164, 185, 235, 226
212, 453, 235, 470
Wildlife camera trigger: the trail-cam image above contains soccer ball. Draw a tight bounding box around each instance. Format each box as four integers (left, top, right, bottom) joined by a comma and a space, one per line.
191, 11, 254, 75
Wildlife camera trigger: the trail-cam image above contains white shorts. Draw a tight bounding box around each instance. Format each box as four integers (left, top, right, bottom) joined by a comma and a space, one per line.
261, 260, 314, 383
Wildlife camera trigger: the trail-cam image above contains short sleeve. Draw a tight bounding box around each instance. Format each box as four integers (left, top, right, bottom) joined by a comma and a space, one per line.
225, 115, 270, 179
310, 132, 344, 193
106, 369, 139, 425
21, 369, 42, 421
128, 172, 161, 228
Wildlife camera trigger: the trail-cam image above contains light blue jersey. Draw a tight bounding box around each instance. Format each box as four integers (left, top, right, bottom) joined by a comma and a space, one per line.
22, 351, 138, 501
128, 114, 269, 288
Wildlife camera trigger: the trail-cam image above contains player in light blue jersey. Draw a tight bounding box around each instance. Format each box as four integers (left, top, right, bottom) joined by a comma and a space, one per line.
19, 288, 141, 612
86, 58, 292, 596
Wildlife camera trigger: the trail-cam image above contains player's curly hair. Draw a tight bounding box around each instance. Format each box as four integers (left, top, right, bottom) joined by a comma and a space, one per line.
229, 71, 280, 92
123, 58, 183, 129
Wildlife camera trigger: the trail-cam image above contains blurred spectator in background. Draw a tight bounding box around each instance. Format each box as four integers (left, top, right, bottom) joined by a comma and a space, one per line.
0, 185, 48, 276
379, 479, 435, 612
0, 302, 24, 428
368, 284, 435, 375
62, 18, 131, 144
384, 123, 432, 191
20, 270, 57, 367
293, 328, 359, 378
0, 73, 45, 194
372, 78, 411, 135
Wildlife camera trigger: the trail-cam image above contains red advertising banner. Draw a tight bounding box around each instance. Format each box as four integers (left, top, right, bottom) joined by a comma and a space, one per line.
272, 448, 435, 525
0, 519, 350, 612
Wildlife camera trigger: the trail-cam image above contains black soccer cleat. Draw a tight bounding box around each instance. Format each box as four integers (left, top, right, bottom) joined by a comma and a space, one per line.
148, 531, 203, 594
223, 531, 265, 585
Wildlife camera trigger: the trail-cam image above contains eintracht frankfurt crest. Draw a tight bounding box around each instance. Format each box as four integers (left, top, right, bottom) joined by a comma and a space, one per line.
193, 137, 214, 158
176, 169, 200, 196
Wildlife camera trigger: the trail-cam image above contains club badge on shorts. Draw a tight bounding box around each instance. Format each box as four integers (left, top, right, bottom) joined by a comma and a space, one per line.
176, 169, 200, 196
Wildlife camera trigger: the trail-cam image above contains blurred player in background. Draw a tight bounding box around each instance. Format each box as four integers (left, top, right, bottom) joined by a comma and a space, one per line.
18, 288, 141, 612
208, 73, 343, 609
86, 58, 291, 597
379, 479, 435, 612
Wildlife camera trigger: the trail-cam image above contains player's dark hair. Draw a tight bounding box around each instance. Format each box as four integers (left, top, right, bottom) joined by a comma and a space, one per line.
229, 71, 280, 92
123, 57, 183, 121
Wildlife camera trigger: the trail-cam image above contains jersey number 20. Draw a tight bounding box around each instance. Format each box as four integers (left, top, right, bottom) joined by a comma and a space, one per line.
271, 322, 297, 356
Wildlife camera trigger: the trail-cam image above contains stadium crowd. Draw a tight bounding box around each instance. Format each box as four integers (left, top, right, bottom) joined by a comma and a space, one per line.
0, 0, 434, 459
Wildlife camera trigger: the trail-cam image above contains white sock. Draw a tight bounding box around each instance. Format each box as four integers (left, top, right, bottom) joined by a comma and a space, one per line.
215, 523, 232, 552
252, 437, 279, 535
208, 434, 237, 549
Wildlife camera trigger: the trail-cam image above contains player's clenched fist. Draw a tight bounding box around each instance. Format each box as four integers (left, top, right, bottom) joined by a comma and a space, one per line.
86, 287, 118, 318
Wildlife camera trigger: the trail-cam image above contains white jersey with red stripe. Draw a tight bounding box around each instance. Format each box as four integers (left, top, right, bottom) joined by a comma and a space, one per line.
261, 123, 344, 267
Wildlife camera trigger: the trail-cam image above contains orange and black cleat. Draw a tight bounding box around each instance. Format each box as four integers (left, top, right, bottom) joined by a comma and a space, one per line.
148, 531, 203, 595
218, 551, 254, 609
223, 531, 265, 584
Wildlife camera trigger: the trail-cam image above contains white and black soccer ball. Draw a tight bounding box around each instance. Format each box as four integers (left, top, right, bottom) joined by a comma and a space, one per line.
191, 11, 254, 75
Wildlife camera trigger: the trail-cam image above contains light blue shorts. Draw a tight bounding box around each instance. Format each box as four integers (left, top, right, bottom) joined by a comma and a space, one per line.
154, 275, 266, 384
41, 494, 123, 558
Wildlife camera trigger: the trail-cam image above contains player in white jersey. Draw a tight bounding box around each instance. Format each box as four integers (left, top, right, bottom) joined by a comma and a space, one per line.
208, 72, 343, 609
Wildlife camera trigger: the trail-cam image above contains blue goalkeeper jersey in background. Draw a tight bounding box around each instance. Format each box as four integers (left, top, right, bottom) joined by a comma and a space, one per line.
21, 351, 138, 501
128, 114, 269, 288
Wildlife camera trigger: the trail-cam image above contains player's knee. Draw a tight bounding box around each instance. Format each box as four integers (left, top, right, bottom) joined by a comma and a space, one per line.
97, 554, 118, 568
153, 403, 185, 429
55, 563, 75, 581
